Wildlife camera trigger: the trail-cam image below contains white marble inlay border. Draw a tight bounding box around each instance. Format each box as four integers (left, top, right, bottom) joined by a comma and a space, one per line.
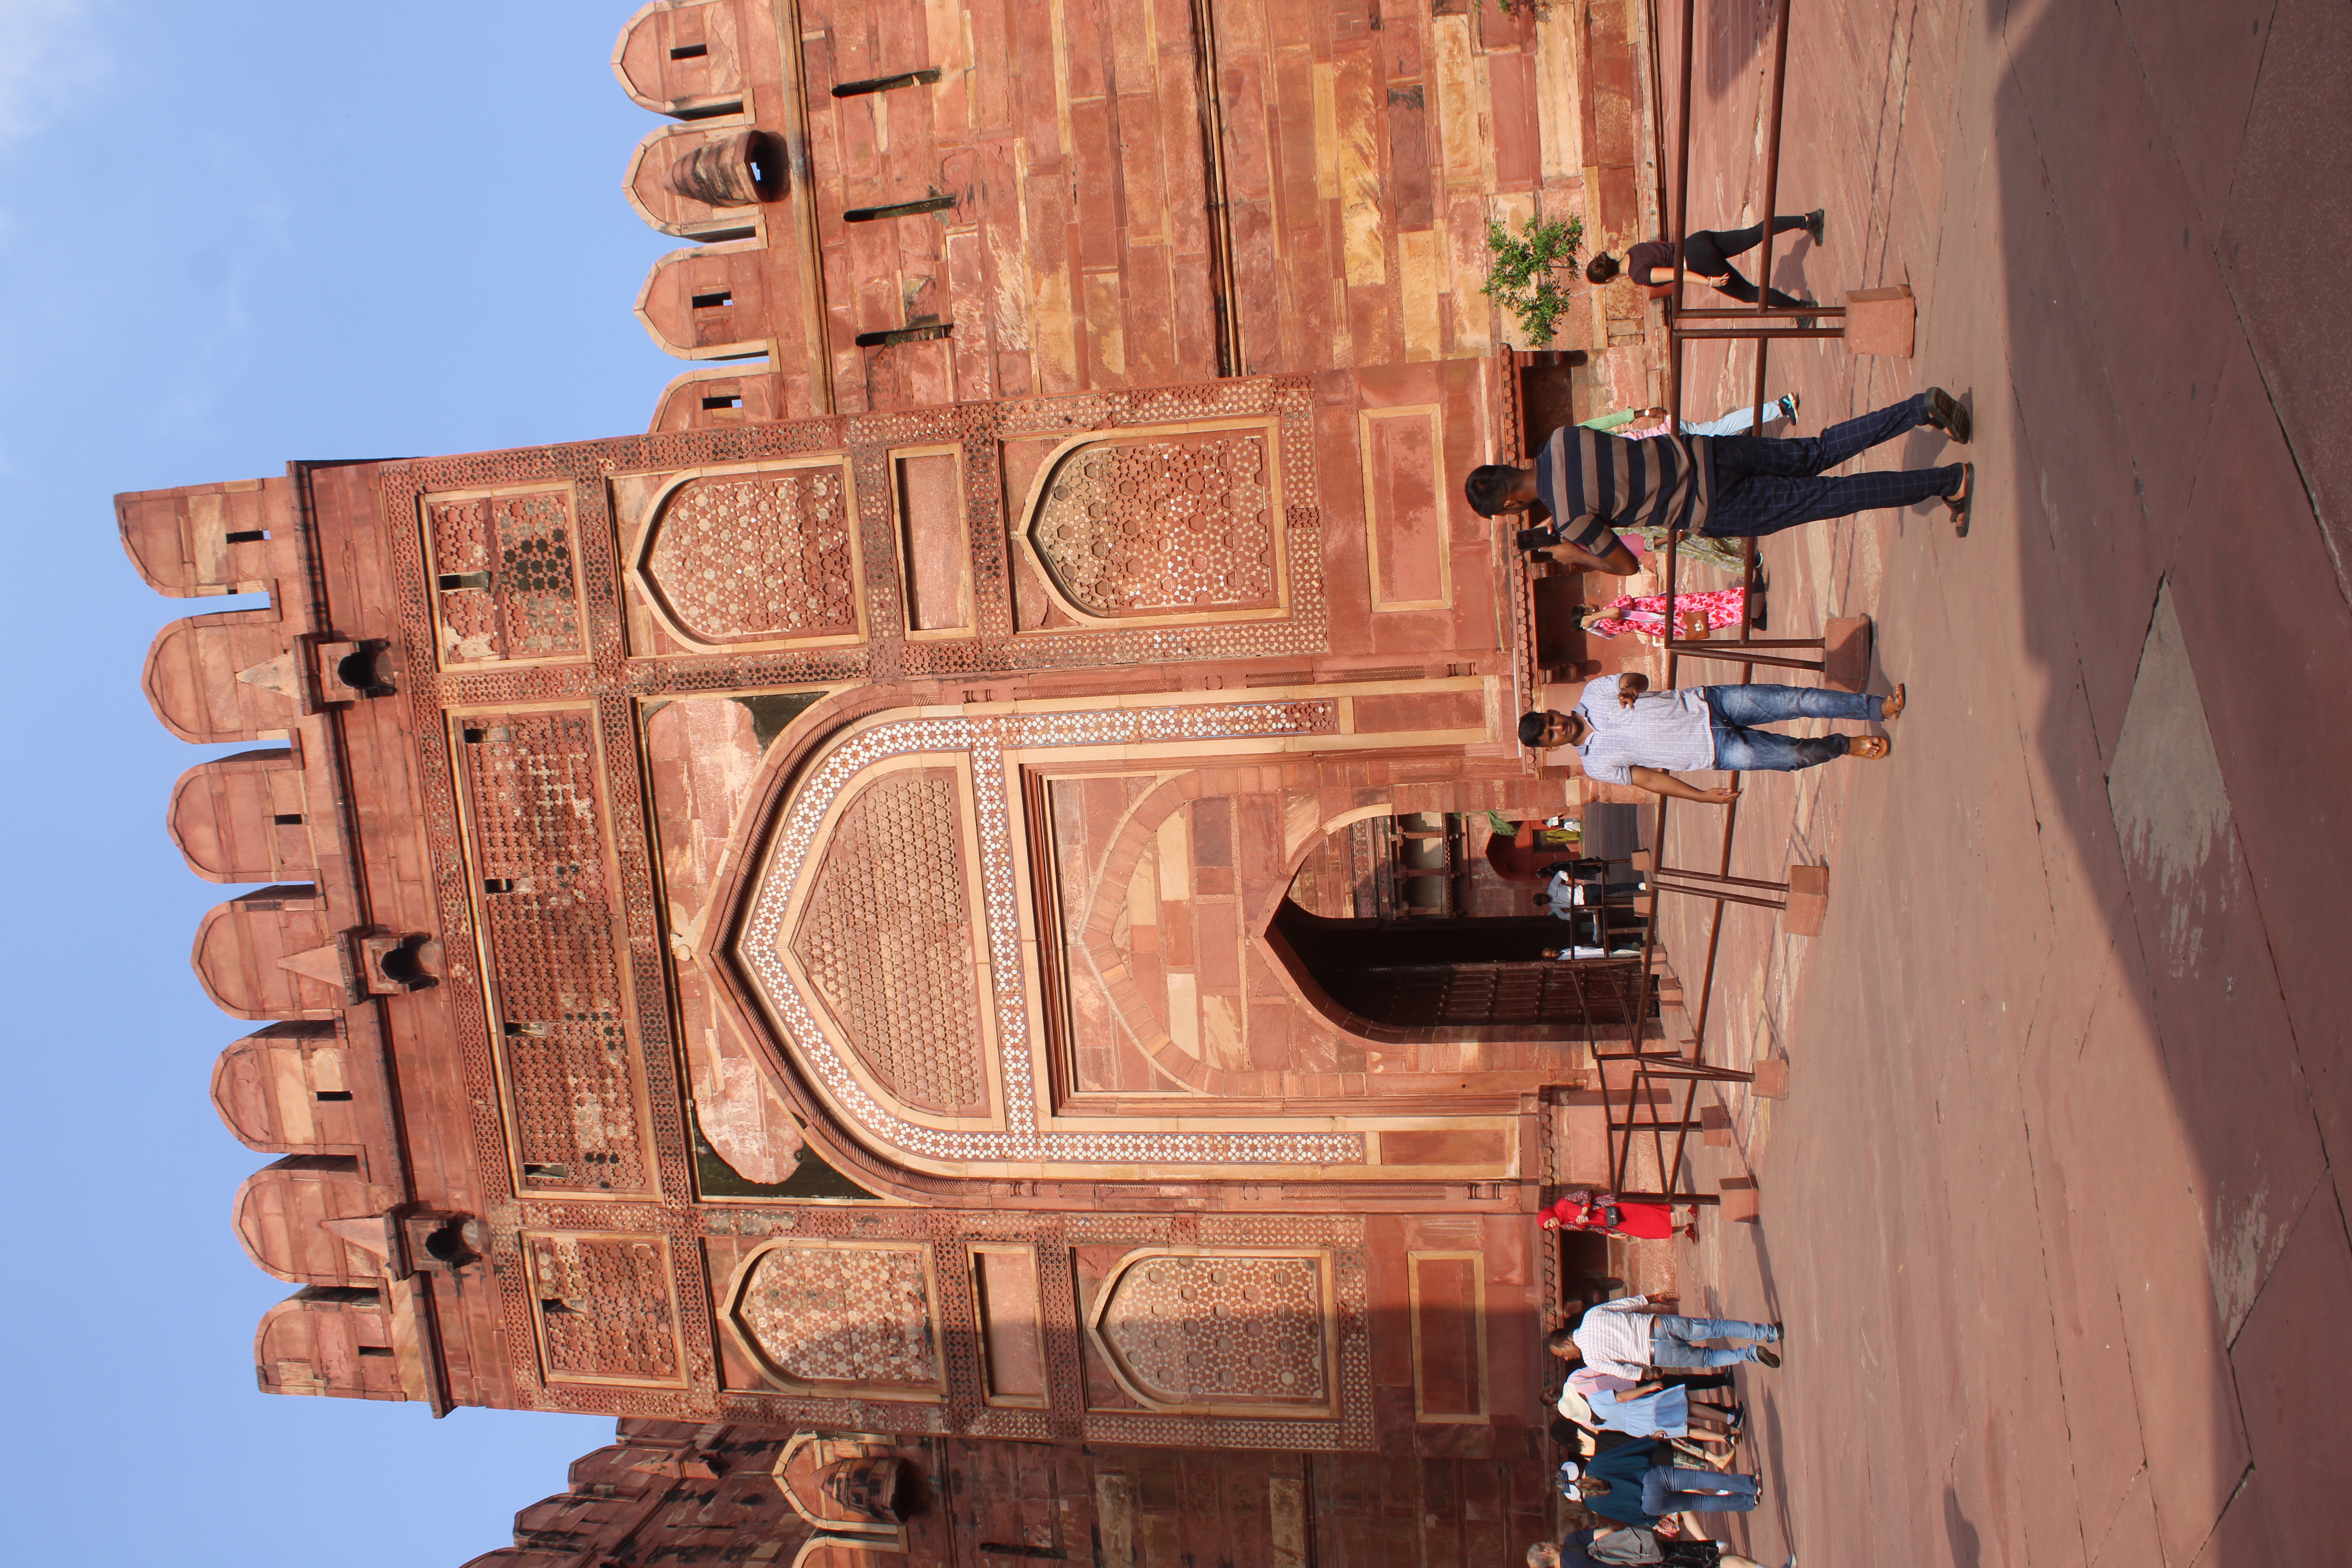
739, 702, 1365, 1165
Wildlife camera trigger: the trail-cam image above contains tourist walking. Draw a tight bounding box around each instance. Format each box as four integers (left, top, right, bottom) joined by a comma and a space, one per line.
1567, 1296, 1782, 1377
1518, 676, 1907, 800
1585, 212, 1823, 311
1584, 586, 1755, 645
1562, 1446, 1763, 1524
1542, 1189, 1693, 1243
1583, 394, 1800, 439
1465, 388, 1976, 564
1532, 1530, 1781, 1568
1560, 1367, 1740, 1451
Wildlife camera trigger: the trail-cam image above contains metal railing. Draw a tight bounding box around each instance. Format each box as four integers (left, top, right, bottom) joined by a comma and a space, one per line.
1603, 0, 1817, 1207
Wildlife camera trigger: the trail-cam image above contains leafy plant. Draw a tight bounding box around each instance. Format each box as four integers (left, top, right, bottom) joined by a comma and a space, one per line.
1481, 207, 1585, 345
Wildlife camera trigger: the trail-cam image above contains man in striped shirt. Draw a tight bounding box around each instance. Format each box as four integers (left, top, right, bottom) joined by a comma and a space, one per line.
1463, 387, 1975, 563
1518, 674, 1906, 801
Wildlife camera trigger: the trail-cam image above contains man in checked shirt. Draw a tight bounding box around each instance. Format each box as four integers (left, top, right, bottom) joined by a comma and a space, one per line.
1519, 673, 1906, 802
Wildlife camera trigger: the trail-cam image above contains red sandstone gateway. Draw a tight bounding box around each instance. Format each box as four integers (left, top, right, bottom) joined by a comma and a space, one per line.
128, 0, 1715, 1561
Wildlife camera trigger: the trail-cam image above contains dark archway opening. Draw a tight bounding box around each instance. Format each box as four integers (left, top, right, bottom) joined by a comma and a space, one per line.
1272, 809, 1654, 1038
1270, 902, 1654, 1036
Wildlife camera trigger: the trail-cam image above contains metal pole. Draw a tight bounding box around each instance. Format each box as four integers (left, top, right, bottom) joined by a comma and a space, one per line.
1669, 327, 1849, 341
1649, 880, 1791, 913
1666, 0, 1697, 420
1661, 646, 1828, 674
1655, 864, 1795, 893
1749, 0, 1796, 428
1676, 305, 1844, 319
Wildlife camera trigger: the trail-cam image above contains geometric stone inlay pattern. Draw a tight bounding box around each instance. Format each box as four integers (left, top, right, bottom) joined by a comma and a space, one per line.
737, 701, 1363, 1166
1031, 434, 1277, 617
790, 768, 986, 1116
644, 467, 857, 643
462, 711, 650, 1195
528, 1232, 679, 1383
428, 490, 584, 664
734, 1244, 937, 1387
1100, 1252, 1328, 1406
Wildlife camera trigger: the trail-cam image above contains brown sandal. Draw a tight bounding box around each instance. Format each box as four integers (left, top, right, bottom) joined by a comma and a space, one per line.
1849, 735, 1892, 760
1881, 683, 1906, 720
1924, 386, 1972, 443
1945, 464, 1974, 536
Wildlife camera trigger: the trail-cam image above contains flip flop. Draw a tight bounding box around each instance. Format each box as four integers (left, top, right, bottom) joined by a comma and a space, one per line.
1849, 735, 1892, 760
1945, 463, 1974, 537
1881, 683, 1905, 720
1924, 386, 1972, 443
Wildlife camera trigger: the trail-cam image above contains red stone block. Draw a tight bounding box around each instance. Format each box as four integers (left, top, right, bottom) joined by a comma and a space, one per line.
1781, 862, 1829, 936
1840, 285, 1916, 357
1821, 614, 1871, 692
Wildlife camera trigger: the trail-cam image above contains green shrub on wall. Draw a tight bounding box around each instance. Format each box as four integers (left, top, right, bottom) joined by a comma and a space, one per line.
1481, 207, 1584, 346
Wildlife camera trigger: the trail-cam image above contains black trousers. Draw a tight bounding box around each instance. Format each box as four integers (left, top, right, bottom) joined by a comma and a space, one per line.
1704, 393, 1963, 536
1681, 216, 1810, 309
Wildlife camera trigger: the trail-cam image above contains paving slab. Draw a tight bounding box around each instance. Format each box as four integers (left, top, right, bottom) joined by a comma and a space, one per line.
1633, 0, 2352, 1562
2226, 1188, 2352, 1568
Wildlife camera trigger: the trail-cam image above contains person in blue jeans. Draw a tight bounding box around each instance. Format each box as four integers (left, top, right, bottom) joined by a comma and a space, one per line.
1561, 1443, 1765, 1526
1519, 673, 1906, 804
1563, 1300, 1784, 1381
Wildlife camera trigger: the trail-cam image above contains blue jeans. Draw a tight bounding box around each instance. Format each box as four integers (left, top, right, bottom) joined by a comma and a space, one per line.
1648, 1313, 1780, 1368
1702, 683, 1885, 772
1682, 399, 1787, 437
1704, 393, 1962, 536
1642, 1467, 1761, 1515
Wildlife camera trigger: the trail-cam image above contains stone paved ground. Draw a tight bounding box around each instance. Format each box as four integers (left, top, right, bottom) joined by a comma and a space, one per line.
1624, 0, 2352, 1563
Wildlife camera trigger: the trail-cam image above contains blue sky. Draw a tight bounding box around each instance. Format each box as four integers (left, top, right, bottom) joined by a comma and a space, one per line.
0, 3, 703, 1561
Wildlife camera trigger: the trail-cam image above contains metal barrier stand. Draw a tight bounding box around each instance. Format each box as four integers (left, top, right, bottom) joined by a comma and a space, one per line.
1605, 0, 1807, 1218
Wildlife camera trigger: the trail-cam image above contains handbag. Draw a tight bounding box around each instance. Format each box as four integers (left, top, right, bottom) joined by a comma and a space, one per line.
1585, 1526, 1666, 1565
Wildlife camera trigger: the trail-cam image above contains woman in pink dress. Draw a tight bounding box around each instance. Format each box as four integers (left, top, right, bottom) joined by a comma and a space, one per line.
1583, 585, 1756, 646
1541, 1188, 1699, 1243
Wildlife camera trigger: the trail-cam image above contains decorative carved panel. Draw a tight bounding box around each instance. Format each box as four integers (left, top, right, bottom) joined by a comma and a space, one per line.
1028, 432, 1278, 618
727, 1242, 943, 1394
427, 490, 585, 665
1092, 1250, 1333, 1412
789, 767, 988, 1116
734, 701, 1363, 1170
460, 711, 652, 1196
526, 1231, 685, 1386
641, 466, 858, 644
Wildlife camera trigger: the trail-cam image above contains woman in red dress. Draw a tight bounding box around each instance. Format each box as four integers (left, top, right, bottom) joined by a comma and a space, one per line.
1541, 1188, 1699, 1243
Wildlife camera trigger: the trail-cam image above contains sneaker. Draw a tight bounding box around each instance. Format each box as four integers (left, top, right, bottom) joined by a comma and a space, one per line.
1803, 207, 1825, 243
1776, 391, 1799, 423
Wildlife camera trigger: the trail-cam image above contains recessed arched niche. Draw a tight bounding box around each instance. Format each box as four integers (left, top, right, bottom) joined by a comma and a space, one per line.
1084, 1248, 1338, 1417
635, 461, 863, 647
1017, 423, 1287, 624
723, 1241, 946, 1397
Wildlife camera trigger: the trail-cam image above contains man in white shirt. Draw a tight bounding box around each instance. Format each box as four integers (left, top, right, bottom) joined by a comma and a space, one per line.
1536, 866, 1645, 915
1518, 677, 1905, 802
1567, 1295, 1782, 1377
